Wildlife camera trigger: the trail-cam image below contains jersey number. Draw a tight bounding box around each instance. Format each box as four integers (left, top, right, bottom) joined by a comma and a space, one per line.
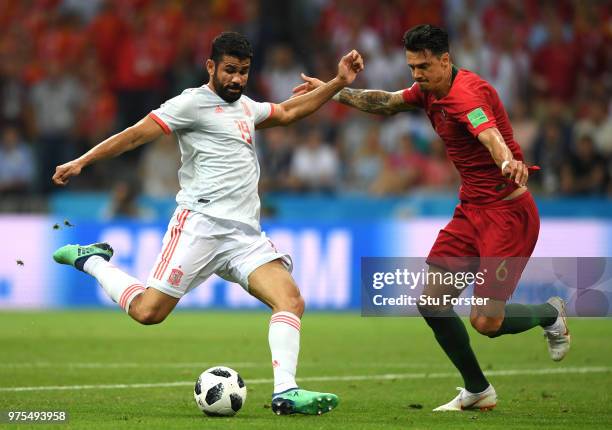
235, 120, 252, 145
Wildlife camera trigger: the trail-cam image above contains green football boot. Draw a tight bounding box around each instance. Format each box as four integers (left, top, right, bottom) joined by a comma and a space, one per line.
53, 242, 114, 271
271, 388, 339, 415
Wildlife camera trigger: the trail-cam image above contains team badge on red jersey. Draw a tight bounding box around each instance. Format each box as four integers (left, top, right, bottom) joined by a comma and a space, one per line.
168, 268, 184, 286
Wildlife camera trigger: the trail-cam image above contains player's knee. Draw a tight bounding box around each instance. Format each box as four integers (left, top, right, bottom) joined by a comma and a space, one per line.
285, 293, 305, 318
134, 307, 167, 325
274, 287, 304, 317
470, 314, 502, 337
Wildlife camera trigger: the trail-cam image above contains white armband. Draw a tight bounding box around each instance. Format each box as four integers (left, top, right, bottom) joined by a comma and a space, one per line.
501, 160, 510, 173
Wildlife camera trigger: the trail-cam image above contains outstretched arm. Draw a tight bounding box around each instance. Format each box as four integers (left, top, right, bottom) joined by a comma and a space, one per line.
52, 115, 164, 186
292, 76, 414, 116
256, 50, 364, 129
335, 88, 412, 115
478, 127, 529, 187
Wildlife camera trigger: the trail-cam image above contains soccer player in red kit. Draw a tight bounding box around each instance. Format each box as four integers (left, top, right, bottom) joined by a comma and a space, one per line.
293, 24, 570, 411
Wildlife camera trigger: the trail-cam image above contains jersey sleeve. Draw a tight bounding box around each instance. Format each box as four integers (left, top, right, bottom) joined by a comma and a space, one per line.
451, 85, 498, 137
401, 82, 425, 108
244, 97, 274, 125
457, 103, 497, 137
149, 91, 197, 134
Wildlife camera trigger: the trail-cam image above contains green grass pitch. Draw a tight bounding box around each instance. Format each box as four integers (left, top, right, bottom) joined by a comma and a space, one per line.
1, 311, 611, 429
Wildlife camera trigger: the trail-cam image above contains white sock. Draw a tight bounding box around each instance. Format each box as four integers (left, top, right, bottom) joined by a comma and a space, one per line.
83, 256, 145, 313
269, 311, 301, 394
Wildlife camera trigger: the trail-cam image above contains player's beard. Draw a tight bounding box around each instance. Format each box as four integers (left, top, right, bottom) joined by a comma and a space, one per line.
212, 73, 244, 103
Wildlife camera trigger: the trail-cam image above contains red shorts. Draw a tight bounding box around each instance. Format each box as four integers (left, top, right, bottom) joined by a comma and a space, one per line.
427, 191, 540, 301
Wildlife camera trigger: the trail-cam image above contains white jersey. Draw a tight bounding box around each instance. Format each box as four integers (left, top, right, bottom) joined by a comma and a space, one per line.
149, 85, 274, 231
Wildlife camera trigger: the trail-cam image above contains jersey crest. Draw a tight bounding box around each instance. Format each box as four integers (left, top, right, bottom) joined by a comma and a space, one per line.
168, 267, 184, 287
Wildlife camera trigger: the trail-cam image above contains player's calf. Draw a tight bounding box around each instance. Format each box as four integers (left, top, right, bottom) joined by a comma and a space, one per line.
248, 260, 305, 317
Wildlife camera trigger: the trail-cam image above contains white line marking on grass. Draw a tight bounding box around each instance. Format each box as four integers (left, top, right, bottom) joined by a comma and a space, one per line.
1, 366, 609, 393
0, 362, 263, 369
0, 362, 434, 370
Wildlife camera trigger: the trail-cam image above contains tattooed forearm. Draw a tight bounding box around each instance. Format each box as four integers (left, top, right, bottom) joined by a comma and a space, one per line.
336, 88, 407, 115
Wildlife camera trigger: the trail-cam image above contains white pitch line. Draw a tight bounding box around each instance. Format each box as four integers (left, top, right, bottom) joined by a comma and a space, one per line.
0, 366, 609, 393
0, 362, 263, 369
0, 362, 434, 370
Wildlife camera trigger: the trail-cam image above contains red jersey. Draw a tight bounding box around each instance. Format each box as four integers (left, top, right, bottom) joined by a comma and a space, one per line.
402, 68, 523, 204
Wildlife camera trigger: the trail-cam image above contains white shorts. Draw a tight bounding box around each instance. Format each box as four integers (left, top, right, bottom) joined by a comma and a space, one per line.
147, 207, 292, 299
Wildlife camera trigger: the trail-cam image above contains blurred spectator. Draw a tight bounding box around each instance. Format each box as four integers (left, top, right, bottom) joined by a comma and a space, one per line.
103, 179, 152, 220
380, 112, 437, 153
479, 32, 529, 110
60, 0, 104, 23
0, 59, 28, 127
510, 99, 538, 156
261, 44, 305, 102
422, 138, 459, 190
370, 134, 427, 195
77, 56, 117, 149
574, 100, 612, 157
0, 0, 607, 208
533, 120, 569, 194
349, 125, 385, 190
28, 59, 84, 193
403, 0, 444, 30
168, 45, 206, 98
452, 21, 483, 73
0, 125, 35, 195
328, 8, 381, 59
88, 0, 126, 75
113, 13, 168, 134
531, 15, 577, 102
560, 135, 608, 196
289, 129, 340, 193
140, 135, 181, 198
33, 11, 87, 71
259, 127, 295, 193
363, 43, 408, 91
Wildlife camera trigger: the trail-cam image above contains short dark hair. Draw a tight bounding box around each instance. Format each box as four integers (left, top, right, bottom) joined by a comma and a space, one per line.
403, 24, 449, 56
210, 32, 253, 63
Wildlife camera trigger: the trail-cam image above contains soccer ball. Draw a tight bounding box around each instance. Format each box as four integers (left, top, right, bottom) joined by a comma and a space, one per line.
194, 366, 247, 416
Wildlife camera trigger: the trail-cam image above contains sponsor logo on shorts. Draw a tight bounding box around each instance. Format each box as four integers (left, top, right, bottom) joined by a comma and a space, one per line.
168, 268, 184, 287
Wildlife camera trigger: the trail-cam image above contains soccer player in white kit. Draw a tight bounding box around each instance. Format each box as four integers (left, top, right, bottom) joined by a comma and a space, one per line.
52, 32, 364, 416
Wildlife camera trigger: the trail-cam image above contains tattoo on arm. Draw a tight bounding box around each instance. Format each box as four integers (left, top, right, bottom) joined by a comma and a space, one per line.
336, 88, 410, 115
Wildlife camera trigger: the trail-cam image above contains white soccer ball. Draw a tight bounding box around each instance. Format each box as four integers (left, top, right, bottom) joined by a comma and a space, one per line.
194, 366, 247, 416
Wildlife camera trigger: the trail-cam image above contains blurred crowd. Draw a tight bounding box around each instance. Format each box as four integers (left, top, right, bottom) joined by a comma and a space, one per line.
0, 0, 611, 213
